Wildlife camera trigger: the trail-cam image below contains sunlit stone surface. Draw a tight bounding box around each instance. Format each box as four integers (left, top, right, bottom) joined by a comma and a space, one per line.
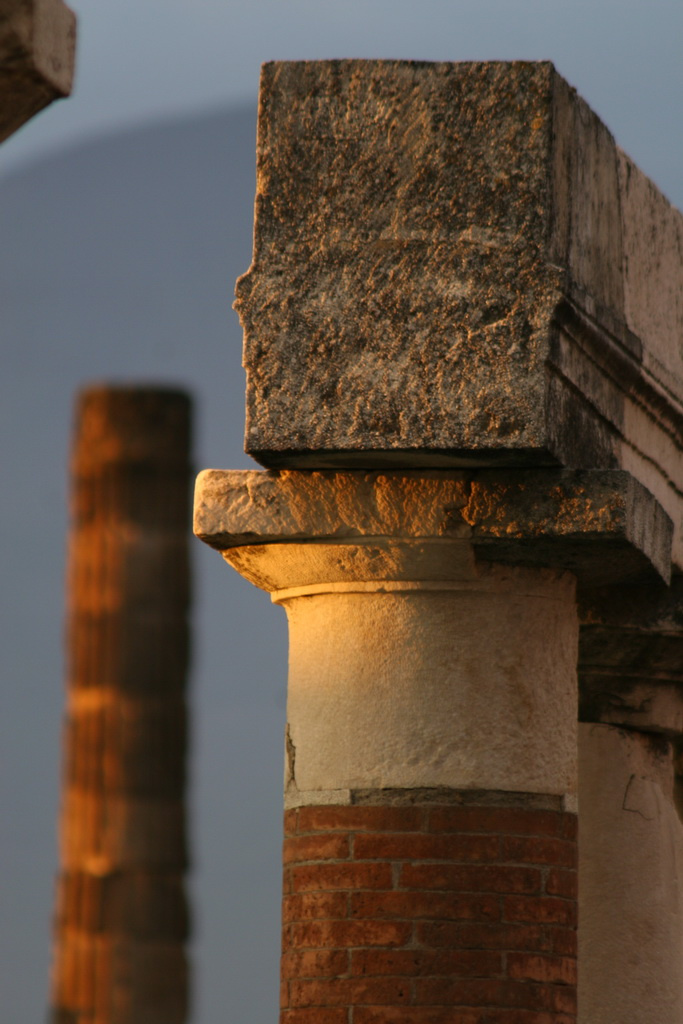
237, 59, 683, 568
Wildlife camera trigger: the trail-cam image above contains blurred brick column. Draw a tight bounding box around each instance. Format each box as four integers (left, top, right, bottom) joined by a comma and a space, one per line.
51, 387, 192, 1024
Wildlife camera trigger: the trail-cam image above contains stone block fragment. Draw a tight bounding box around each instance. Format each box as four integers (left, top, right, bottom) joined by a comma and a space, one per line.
0, 0, 76, 142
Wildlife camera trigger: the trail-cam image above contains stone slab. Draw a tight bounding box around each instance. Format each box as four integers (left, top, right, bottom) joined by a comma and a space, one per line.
194, 467, 672, 585
579, 576, 683, 733
0, 0, 76, 142
236, 60, 683, 569
579, 683, 683, 738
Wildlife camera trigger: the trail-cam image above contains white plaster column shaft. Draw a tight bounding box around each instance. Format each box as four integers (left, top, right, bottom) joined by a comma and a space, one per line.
226, 540, 579, 807
283, 574, 577, 803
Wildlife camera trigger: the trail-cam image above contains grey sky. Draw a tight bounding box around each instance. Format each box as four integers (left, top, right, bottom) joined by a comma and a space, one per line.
2, 0, 682, 206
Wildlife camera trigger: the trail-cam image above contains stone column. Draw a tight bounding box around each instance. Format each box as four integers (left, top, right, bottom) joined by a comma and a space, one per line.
51, 387, 192, 1024
280, 566, 579, 1023
196, 468, 669, 1022
197, 60, 682, 1023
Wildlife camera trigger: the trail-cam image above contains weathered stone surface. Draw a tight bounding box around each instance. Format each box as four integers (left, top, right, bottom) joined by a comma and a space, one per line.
52, 387, 191, 1024
236, 60, 683, 569
579, 724, 683, 1023
0, 0, 76, 142
281, 565, 579, 806
194, 467, 672, 585
580, 683, 683, 738
579, 576, 683, 735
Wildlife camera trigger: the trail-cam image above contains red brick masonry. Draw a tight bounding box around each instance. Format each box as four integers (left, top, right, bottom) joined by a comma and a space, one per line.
281, 802, 577, 1024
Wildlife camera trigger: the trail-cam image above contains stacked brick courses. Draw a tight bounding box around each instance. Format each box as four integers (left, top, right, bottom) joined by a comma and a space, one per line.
51, 388, 191, 1024
281, 801, 577, 1023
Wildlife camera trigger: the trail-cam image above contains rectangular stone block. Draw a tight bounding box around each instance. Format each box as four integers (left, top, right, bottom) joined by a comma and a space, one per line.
236, 60, 683, 569
0, 0, 76, 142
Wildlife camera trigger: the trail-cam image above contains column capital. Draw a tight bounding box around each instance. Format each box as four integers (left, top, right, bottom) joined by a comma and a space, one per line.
194, 466, 671, 588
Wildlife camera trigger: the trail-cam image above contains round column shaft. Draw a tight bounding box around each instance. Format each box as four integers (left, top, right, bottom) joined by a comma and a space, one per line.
51, 387, 192, 1024
226, 537, 579, 1024
196, 466, 669, 1023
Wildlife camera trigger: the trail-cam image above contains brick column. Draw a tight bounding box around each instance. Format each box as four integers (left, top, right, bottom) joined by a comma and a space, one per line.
283, 803, 576, 1024
51, 387, 192, 1024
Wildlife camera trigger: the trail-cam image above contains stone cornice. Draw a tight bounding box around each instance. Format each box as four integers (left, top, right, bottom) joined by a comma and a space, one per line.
553, 298, 683, 450
194, 467, 672, 586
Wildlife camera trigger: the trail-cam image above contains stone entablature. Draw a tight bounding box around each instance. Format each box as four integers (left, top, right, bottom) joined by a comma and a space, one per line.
236, 60, 683, 569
